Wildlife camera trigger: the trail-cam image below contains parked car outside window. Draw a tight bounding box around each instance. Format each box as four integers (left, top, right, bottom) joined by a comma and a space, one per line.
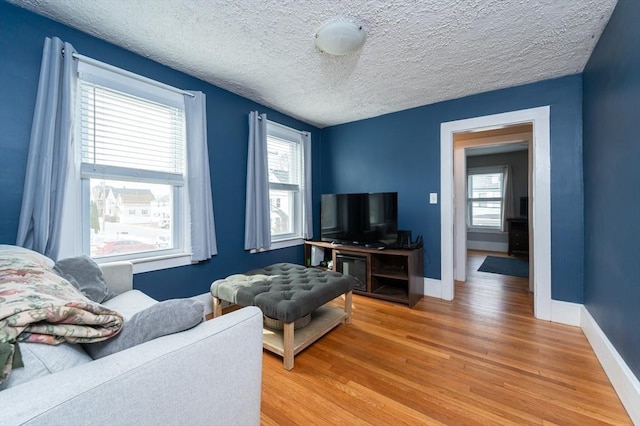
95, 240, 157, 256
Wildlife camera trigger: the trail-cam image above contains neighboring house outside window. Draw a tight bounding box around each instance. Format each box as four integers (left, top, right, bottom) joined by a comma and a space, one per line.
76, 60, 188, 263
467, 167, 505, 229
266, 121, 305, 243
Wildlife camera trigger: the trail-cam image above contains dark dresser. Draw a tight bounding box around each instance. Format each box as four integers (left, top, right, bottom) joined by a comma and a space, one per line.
507, 218, 529, 256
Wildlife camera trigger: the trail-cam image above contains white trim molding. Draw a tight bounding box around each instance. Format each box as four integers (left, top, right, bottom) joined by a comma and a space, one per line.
416, 288, 637, 423
550, 300, 582, 327
441, 106, 552, 318
130, 253, 192, 274
581, 306, 640, 425
466, 241, 508, 253
423, 278, 443, 299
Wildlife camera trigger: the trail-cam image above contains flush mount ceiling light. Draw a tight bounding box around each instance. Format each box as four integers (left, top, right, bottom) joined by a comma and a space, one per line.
315, 20, 366, 56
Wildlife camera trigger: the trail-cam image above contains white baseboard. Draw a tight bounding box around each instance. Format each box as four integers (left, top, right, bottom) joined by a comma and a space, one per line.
542, 301, 637, 424
419, 286, 636, 423
550, 300, 582, 327
466, 241, 508, 253
581, 306, 640, 425
423, 277, 443, 299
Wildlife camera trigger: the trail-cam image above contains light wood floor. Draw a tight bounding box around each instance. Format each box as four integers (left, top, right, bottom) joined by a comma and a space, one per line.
260, 250, 631, 425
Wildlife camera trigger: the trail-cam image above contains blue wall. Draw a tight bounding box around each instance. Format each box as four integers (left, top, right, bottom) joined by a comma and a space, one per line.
0, 2, 588, 305
583, 0, 640, 379
0, 2, 321, 300
2, 0, 634, 386
321, 75, 584, 303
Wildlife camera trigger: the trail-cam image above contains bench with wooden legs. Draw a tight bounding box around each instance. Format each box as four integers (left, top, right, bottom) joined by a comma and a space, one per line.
210, 263, 355, 370
213, 291, 351, 370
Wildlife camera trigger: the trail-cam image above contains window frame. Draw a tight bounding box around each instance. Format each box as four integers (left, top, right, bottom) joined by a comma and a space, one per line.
466, 166, 505, 231
72, 60, 192, 272
265, 120, 306, 249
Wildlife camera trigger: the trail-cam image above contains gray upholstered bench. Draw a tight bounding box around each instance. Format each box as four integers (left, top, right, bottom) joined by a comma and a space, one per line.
211, 263, 354, 370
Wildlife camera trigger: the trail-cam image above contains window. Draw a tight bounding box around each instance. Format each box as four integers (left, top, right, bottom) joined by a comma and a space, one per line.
77, 61, 188, 262
467, 167, 504, 229
266, 121, 305, 242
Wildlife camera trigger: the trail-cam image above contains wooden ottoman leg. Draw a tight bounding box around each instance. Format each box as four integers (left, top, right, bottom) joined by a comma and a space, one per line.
283, 322, 295, 370
213, 296, 222, 318
344, 291, 353, 325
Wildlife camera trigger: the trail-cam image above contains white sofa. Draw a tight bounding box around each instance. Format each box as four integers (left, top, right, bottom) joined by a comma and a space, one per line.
0, 260, 264, 426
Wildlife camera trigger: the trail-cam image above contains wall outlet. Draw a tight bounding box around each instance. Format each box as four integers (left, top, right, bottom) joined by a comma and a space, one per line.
429, 193, 438, 204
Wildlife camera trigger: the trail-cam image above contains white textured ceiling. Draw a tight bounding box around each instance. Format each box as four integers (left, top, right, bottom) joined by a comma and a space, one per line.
9, 0, 617, 128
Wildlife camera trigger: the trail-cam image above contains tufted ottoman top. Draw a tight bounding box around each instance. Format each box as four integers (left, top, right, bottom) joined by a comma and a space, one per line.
211, 263, 355, 323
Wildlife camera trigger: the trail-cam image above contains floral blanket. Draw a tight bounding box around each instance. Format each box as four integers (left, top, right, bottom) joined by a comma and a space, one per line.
0, 247, 124, 384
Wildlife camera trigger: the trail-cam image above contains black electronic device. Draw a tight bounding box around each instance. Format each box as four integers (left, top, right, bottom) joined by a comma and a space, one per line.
397, 230, 412, 249
335, 254, 367, 292
412, 235, 423, 249
320, 192, 398, 247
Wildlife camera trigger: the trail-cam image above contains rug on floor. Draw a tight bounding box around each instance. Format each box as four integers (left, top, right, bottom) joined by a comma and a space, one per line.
478, 256, 529, 278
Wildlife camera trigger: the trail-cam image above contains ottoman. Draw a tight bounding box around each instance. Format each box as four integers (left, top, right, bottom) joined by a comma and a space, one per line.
211, 263, 355, 370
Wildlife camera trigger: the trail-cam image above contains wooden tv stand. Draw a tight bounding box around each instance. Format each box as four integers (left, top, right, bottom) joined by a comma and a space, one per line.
304, 241, 424, 308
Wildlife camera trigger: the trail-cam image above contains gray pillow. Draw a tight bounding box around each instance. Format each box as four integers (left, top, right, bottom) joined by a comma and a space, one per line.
54, 255, 116, 303
83, 298, 204, 359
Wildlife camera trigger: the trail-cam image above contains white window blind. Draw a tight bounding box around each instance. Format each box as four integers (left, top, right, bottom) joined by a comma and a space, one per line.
80, 81, 185, 184
76, 60, 189, 263
266, 121, 304, 241
267, 136, 301, 188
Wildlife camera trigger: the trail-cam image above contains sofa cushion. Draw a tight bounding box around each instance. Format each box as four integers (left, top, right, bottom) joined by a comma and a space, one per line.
54, 255, 116, 303
0, 342, 92, 390
102, 289, 158, 320
83, 298, 205, 359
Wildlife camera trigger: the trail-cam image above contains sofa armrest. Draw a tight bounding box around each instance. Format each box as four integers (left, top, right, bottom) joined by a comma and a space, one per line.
99, 261, 133, 295
0, 307, 263, 426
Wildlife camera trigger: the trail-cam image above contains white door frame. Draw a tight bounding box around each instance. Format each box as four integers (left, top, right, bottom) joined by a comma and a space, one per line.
440, 106, 551, 321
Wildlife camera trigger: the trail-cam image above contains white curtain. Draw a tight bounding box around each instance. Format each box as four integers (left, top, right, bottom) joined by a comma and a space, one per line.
16, 37, 78, 260
502, 164, 515, 232
244, 111, 271, 251
302, 131, 313, 239
185, 91, 218, 261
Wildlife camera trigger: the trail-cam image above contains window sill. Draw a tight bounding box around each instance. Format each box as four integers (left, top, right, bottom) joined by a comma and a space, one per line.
250, 238, 304, 253
467, 228, 506, 234
95, 252, 192, 274
130, 253, 193, 274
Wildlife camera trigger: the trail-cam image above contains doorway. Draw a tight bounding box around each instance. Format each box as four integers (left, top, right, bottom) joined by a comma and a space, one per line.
455, 124, 532, 274
440, 106, 552, 321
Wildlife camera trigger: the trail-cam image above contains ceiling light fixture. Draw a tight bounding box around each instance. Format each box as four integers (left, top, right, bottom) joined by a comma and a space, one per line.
315, 19, 366, 56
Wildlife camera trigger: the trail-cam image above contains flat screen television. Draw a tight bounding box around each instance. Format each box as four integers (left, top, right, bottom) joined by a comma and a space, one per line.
320, 192, 398, 247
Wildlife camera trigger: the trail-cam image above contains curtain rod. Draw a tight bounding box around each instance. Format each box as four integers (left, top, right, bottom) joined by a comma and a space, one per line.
65, 49, 195, 98
257, 115, 310, 136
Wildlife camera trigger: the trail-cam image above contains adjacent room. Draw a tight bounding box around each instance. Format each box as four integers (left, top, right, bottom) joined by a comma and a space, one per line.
0, 0, 638, 424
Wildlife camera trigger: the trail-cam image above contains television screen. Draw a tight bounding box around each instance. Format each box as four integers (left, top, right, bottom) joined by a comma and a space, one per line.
321, 192, 398, 247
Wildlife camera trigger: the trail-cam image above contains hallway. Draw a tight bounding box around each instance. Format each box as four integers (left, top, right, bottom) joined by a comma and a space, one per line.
457, 250, 533, 318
